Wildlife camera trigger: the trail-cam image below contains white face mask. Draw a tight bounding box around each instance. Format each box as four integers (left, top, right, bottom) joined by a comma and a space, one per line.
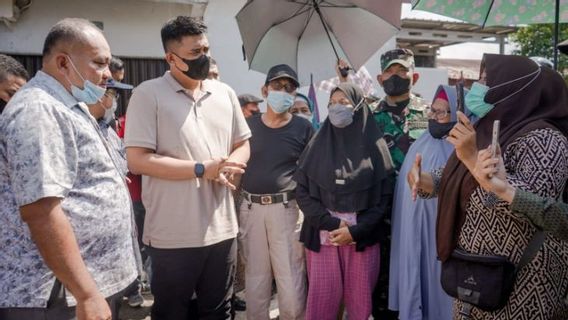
103, 99, 117, 123
296, 112, 313, 123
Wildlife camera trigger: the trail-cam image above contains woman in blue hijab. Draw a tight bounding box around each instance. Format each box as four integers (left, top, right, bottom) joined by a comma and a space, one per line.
388, 85, 467, 320
290, 92, 320, 130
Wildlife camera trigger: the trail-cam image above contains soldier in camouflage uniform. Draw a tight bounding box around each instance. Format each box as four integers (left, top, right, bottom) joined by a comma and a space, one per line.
370, 49, 429, 172
370, 48, 429, 320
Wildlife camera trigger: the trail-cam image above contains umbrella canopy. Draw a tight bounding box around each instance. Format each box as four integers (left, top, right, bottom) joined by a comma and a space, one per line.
413, 0, 568, 26
412, 0, 568, 69
236, 0, 401, 85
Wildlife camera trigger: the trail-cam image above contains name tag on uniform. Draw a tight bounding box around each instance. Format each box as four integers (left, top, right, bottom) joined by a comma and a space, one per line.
335, 179, 345, 185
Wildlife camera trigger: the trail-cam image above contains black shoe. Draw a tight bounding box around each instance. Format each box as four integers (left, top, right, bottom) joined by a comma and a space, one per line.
234, 297, 246, 311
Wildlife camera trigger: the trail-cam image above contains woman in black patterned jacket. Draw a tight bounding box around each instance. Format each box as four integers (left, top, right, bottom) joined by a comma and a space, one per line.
410, 53, 568, 320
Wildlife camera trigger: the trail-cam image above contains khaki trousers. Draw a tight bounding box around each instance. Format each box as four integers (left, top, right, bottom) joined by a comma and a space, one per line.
239, 199, 306, 320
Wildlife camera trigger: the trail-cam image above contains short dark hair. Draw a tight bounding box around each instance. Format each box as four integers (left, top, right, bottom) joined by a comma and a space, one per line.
161, 16, 207, 52
110, 56, 124, 73
42, 18, 100, 58
0, 54, 29, 82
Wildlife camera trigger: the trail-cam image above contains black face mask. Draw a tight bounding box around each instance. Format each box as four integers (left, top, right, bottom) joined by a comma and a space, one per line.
174, 53, 210, 81
0, 99, 6, 114
428, 119, 456, 139
383, 74, 411, 96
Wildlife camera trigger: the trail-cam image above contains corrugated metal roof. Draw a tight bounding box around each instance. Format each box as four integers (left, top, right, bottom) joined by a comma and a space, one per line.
436, 58, 481, 80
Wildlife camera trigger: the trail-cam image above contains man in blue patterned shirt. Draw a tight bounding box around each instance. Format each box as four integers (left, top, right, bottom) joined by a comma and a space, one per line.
0, 18, 137, 320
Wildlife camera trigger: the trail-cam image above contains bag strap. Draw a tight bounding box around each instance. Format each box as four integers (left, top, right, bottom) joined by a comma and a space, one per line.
516, 230, 546, 272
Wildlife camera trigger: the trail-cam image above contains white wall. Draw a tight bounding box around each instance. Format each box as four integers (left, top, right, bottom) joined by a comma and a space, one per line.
413, 67, 448, 102
0, 0, 201, 58
203, 0, 267, 107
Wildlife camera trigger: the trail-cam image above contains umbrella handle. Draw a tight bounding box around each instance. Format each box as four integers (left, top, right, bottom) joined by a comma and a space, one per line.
554, 0, 560, 70
312, 0, 341, 61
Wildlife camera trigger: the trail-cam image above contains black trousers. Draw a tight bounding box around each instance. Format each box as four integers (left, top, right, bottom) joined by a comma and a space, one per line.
372, 198, 399, 320
124, 200, 148, 298
148, 238, 236, 320
133, 200, 149, 264
0, 280, 123, 320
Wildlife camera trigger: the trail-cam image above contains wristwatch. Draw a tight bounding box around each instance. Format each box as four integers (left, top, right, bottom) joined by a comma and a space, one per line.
194, 163, 205, 178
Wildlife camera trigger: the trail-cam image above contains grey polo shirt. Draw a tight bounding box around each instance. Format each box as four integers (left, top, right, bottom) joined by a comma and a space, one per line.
125, 72, 251, 248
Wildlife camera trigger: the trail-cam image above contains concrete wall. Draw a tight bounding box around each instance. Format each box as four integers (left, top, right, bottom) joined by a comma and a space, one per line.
0, 0, 202, 58
203, 0, 267, 105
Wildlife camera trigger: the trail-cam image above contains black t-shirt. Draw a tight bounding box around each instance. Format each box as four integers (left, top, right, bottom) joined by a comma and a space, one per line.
242, 114, 314, 194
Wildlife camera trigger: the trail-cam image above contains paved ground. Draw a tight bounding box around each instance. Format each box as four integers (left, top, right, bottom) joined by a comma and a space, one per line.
118, 292, 280, 320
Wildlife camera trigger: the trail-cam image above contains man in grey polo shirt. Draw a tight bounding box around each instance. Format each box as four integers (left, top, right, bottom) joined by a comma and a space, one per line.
125, 16, 251, 320
0, 18, 137, 320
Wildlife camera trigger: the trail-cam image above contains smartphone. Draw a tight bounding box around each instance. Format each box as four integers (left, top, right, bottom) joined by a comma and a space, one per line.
456, 81, 465, 113
490, 120, 500, 159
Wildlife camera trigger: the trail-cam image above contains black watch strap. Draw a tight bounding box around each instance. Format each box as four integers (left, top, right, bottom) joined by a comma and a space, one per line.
194, 163, 205, 178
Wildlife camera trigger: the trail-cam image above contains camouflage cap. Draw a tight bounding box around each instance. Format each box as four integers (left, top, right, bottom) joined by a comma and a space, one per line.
380, 48, 415, 72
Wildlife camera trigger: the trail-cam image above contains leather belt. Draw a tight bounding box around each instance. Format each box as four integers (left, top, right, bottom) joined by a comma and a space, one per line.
242, 191, 295, 205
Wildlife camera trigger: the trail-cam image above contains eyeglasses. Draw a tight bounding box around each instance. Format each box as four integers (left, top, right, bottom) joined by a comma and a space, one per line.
269, 80, 297, 94
427, 108, 450, 120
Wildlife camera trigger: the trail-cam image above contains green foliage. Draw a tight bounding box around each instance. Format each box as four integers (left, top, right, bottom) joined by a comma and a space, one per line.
509, 23, 568, 72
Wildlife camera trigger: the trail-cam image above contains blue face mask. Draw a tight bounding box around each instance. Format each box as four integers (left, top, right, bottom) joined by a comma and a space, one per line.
66, 56, 106, 104
465, 82, 493, 118
465, 64, 542, 119
267, 91, 295, 113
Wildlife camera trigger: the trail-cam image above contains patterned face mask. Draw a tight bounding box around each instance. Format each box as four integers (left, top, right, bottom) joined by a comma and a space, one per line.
327, 98, 363, 128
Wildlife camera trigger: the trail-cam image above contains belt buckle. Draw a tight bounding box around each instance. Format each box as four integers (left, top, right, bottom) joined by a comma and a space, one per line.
260, 195, 272, 205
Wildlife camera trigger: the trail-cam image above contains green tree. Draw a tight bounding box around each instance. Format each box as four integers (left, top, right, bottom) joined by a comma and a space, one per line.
509, 23, 568, 72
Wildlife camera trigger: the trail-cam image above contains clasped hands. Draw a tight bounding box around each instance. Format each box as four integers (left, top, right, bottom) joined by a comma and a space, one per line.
202, 157, 247, 190
328, 220, 354, 246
